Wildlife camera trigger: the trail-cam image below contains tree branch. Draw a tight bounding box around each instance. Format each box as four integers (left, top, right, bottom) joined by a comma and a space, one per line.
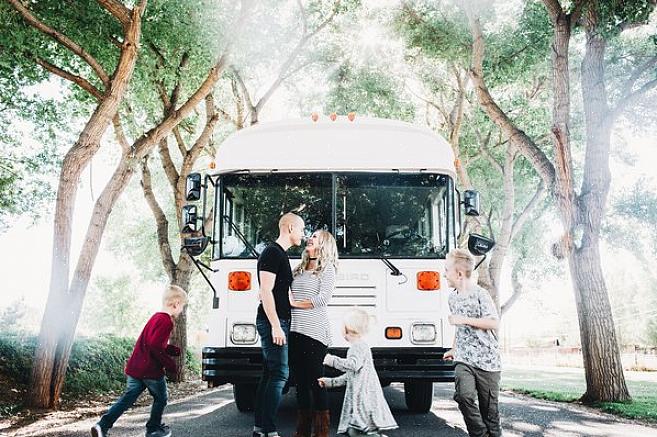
158, 137, 179, 190
468, 15, 556, 187
541, 0, 563, 20
251, 0, 340, 122
112, 114, 132, 154
96, 0, 131, 28
34, 57, 103, 100
8, 0, 111, 87
169, 51, 190, 110
141, 156, 177, 281
501, 262, 523, 315
511, 180, 547, 239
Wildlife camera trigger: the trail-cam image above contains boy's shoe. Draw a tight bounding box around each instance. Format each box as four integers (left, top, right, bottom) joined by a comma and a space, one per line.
90, 424, 106, 437
145, 424, 171, 437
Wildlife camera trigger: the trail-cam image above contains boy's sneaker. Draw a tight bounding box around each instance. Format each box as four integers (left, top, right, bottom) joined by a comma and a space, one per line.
145, 424, 171, 437
90, 424, 106, 437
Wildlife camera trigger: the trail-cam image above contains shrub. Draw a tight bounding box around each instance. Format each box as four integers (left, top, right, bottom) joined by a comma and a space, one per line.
0, 331, 201, 398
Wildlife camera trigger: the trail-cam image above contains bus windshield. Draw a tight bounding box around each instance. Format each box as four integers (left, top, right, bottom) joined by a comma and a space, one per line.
218, 173, 451, 259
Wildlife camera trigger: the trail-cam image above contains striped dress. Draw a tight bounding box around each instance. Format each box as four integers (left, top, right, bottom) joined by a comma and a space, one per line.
290, 264, 336, 346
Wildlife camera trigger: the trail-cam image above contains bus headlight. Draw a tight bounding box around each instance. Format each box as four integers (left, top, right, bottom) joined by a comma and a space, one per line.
411, 323, 437, 344
231, 323, 258, 345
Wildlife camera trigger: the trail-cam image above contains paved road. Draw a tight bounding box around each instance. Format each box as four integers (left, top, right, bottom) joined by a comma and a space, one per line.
9, 384, 657, 437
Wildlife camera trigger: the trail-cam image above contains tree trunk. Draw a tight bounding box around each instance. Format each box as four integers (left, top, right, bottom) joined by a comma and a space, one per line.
28, 11, 143, 408
169, 256, 195, 381
572, 6, 630, 402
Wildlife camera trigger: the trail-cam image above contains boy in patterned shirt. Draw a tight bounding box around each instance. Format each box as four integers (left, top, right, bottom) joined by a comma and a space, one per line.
444, 248, 502, 437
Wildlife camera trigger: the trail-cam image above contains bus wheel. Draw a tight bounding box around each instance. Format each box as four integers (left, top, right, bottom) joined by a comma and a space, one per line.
233, 383, 257, 412
404, 381, 434, 413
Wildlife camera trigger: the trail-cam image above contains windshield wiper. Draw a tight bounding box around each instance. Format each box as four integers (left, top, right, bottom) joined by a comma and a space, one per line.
380, 255, 402, 276
222, 214, 259, 257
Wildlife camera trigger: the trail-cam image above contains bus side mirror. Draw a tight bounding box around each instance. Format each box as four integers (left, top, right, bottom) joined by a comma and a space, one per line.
182, 205, 199, 233
468, 233, 495, 270
468, 233, 494, 256
186, 173, 202, 201
464, 190, 480, 216
182, 236, 209, 256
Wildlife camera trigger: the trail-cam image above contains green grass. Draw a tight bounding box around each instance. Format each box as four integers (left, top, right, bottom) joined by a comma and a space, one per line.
502, 366, 657, 424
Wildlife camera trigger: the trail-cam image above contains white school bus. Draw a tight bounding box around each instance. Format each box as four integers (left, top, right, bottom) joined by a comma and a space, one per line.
182, 115, 493, 414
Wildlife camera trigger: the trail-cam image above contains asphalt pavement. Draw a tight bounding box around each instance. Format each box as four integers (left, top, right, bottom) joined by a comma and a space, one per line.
9, 383, 657, 437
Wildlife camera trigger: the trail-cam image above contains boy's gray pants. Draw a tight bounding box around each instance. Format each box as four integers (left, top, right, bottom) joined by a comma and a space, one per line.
454, 363, 502, 437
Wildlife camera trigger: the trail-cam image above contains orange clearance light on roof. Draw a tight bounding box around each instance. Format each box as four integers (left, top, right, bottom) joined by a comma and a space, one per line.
385, 327, 402, 340
311, 112, 319, 122
348, 112, 356, 121
454, 158, 461, 168
329, 112, 337, 121
209, 161, 217, 169
228, 271, 251, 291
417, 271, 440, 291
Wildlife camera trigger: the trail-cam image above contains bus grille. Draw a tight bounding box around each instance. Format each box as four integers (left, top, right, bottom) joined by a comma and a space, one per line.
329, 285, 377, 307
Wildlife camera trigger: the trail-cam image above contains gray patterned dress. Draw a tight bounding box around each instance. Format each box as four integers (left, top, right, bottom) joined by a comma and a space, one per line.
323, 341, 398, 435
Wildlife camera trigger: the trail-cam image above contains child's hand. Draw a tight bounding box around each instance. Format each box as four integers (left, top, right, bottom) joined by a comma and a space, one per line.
448, 314, 466, 326
323, 354, 335, 367
166, 344, 181, 356
443, 349, 454, 361
317, 377, 329, 388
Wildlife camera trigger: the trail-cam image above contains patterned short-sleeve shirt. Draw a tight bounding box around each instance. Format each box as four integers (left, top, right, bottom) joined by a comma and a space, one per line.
448, 286, 501, 372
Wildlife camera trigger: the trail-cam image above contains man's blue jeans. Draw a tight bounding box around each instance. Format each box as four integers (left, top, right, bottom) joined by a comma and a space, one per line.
254, 314, 290, 434
97, 375, 168, 433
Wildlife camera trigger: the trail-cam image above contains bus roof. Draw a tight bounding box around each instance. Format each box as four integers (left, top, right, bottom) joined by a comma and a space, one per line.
214, 117, 456, 178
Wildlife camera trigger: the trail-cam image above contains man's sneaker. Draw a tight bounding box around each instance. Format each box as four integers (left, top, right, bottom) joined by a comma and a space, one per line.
90, 424, 106, 437
145, 424, 171, 437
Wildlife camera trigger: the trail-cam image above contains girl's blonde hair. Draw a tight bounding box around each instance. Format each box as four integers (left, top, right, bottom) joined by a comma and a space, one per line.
293, 229, 338, 276
163, 284, 188, 306
343, 309, 374, 336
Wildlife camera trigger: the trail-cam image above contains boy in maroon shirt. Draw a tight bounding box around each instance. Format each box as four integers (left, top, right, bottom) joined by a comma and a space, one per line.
91, 285, 188, 437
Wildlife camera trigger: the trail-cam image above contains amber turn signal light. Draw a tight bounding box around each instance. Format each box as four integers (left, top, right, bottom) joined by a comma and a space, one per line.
228, 271, 251, 291
417, 271, 440, 291
385, 327, 402, 340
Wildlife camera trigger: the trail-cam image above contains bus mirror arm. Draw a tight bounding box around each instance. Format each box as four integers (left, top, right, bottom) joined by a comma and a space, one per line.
183, 246, 221, 309
200, 174, 218, 238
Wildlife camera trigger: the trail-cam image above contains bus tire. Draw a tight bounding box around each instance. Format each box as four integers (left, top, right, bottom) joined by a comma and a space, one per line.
233, 383, 257, 412
404, 381, 434, 413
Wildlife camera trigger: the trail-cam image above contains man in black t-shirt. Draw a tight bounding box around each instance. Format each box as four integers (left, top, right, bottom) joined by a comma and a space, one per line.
253, 212, 305, 437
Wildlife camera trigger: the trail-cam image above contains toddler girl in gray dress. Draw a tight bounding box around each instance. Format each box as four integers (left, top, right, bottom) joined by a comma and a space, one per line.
318, 309, 398, 437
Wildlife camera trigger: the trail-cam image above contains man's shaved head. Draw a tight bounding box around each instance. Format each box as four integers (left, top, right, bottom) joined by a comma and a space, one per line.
279, 212, 303, 230
278, 212, 305, 247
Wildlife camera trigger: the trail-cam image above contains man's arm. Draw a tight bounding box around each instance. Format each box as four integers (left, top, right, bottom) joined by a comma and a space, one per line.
260, 271, 286, 345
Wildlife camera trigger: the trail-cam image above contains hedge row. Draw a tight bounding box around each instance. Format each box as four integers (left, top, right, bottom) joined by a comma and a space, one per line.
0, 331, 201, 397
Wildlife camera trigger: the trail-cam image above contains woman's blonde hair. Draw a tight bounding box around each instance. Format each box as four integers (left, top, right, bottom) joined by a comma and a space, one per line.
293, 229, 338, 276
343, 309, 374, 336
163, 284, 188, 306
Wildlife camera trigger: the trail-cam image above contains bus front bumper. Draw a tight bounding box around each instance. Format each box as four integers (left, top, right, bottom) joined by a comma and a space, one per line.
202, 347, 455, 385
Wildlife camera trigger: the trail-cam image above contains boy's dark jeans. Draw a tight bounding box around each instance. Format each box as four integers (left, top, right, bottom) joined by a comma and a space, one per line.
98, 375, 168, 433
454, 363, 501, 437
254, 314, 290, 434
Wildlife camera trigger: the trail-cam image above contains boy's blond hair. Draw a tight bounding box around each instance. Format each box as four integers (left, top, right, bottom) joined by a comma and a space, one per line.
447, 248, 475, 278
163, 284, 188, 306
343, 309, 373, 336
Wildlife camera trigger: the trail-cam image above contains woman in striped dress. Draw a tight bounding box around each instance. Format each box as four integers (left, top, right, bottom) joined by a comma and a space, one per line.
288, 230, 338, 437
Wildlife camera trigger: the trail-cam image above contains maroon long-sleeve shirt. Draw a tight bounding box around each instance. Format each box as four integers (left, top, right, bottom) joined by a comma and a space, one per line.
125, 312, 180, 379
